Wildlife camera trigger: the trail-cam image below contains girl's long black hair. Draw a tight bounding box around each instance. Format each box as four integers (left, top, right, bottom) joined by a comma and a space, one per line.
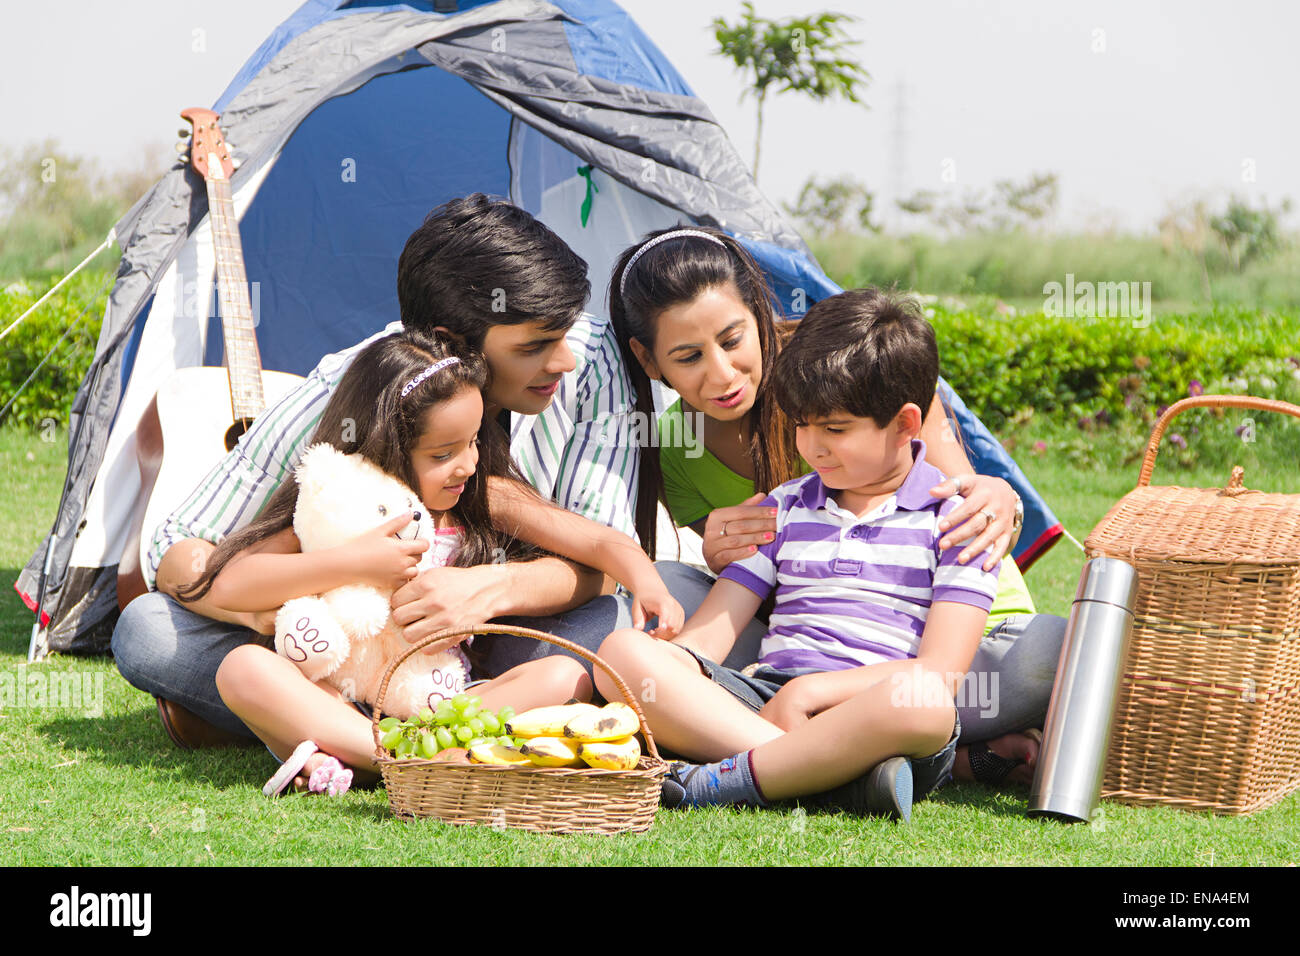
608, 226, 800, 557
177, 329, 535, 603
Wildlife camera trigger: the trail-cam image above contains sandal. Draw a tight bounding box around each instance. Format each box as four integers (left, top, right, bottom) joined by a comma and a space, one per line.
262, 741, 353, 797
308, 757, 353, 796
965, 728, 1043, 787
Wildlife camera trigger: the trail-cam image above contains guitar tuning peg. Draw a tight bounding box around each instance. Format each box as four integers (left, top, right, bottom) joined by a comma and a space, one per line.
178, 154, 189, 164
175, 142, 187, 152
231, 157, 242, 169
178, 128, 190, 139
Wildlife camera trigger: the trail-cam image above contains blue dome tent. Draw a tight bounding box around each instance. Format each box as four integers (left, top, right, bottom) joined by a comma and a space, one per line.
18, 0, 1061, 655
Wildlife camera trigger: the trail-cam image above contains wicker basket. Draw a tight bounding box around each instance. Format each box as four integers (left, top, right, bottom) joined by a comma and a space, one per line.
372, 624, 669, 834
1084, 395, 1300, 815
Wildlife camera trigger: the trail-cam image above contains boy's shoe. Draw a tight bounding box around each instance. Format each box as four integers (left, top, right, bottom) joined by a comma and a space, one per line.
659, 761, 694, 809
801, 756, 914, 822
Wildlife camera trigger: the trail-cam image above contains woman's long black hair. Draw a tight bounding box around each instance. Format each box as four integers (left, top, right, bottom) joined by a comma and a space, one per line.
608, 226, 800, 557
177, 329, 535, 603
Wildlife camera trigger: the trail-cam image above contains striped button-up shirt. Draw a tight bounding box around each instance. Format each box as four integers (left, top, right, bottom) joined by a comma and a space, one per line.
719, 440, 1000, 673
145, 315, 639, 589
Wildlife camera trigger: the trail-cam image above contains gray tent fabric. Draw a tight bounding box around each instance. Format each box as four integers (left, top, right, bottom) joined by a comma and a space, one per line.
413, 20, 809, 251
18, 2, 822, 654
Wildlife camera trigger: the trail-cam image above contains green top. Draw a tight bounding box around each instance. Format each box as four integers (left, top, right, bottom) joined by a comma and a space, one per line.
656, 398, 1036, 630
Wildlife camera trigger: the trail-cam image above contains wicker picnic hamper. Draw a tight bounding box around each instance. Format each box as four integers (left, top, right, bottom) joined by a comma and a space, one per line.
1084, 395, 1300, 815
372, 624, 669, 834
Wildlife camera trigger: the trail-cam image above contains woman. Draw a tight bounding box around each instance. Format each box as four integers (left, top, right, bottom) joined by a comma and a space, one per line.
608, 226, 1064, 786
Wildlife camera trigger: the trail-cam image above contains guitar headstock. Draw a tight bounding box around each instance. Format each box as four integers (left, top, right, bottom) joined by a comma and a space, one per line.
180, 107, 234, 182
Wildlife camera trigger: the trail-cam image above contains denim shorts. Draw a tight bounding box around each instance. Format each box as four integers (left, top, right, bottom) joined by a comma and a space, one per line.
679, 646, 961, 799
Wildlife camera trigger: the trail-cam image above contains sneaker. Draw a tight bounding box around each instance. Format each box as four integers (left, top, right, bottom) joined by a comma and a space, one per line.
802, 756, 914, 822
659, 761, 696, 809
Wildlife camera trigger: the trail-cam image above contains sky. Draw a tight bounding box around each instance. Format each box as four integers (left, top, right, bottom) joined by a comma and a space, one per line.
2, 0, 1297, 233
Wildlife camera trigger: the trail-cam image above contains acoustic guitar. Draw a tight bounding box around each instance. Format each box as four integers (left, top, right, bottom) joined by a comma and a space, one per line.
116, 108, 305, 610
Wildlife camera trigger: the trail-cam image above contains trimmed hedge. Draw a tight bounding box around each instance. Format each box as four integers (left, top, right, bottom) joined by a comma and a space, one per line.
930, 299, 1300, 432
0, 269, 109, 428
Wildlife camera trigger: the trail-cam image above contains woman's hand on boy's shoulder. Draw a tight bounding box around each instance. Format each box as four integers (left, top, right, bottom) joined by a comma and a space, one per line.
701, 494, 779, 575
930, 474, 1018, 570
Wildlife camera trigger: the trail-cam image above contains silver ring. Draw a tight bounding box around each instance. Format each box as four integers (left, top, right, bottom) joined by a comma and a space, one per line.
981, 509, 996, 525
951, 474, 966, 494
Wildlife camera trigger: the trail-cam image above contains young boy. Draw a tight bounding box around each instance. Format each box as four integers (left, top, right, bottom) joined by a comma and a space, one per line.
594, 287, 1001, 821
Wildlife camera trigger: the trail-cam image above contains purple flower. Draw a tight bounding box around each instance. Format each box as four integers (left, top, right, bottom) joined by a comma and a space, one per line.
1094, 408, 1111, 425
1188, 380, 1204, 396
1157, 404, 1170, 418
1033, 440, 1047, 454
1287, 357, 1300, 369
1169, 432, 1187, 449
1235, 423, 1249, 437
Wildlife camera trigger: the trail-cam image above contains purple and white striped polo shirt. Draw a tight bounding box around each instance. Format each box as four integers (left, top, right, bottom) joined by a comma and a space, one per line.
719, 439, 1001, 673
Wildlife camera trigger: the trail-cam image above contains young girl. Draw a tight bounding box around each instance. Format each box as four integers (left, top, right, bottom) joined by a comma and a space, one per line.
608, 226, 1062, 787
177, 329, 683, 795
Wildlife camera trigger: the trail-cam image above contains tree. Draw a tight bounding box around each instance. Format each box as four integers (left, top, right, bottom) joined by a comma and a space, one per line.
895, 171, 1059, 234
1209, 195, 1291, 272
784, 174, 879, 234
712, 3, 869, 182
989, 172, 1058, 229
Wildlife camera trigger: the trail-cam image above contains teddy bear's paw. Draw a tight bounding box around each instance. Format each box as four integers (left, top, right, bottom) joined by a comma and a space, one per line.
390, 651, 471, 715
275, 599, 350, 681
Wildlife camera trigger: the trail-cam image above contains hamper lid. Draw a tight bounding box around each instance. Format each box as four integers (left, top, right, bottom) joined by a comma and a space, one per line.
1087, 398, 1300, 566
1085, 479, 1300, 565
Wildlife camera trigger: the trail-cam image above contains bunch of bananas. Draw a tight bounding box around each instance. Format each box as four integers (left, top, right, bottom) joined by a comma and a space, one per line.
466, 702, 643, 771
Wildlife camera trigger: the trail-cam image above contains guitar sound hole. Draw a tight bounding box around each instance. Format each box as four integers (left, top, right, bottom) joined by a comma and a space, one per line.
225, 418, 255, 451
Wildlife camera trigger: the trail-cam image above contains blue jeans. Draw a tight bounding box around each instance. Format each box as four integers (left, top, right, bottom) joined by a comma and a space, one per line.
111, 592, 266, 738
650, 561, 1066, 744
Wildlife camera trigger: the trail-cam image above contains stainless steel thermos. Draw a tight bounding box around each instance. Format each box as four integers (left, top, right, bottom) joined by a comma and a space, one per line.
1029, 556, 1139, 822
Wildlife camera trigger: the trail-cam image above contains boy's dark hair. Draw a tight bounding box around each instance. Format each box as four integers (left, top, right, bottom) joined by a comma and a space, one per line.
397, 193, 591, 348
771, 288, 939, 427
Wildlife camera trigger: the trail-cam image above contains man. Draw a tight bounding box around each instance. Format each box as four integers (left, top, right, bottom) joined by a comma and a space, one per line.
112, 194, 641, 748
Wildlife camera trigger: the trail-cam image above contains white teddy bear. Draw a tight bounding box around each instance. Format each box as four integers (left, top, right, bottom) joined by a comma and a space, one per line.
273, 443, 471, 718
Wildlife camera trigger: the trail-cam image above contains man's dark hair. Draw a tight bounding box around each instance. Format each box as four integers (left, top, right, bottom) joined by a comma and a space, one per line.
771, 287, 939, 427
397, 193, 591, 348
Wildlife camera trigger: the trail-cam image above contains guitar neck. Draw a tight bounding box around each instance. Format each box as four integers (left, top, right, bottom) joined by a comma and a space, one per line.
204, 175, 266, 421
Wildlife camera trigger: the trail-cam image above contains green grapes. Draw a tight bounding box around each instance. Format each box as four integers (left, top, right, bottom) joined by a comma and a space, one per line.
380, 700, 520, 760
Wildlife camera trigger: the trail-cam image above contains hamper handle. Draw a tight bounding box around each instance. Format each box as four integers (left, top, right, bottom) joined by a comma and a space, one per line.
371, 624, 662, 762
1137, 395, 1300, 488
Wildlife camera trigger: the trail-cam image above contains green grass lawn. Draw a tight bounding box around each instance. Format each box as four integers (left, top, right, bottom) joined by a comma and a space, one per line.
2, 424, 1297, 866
